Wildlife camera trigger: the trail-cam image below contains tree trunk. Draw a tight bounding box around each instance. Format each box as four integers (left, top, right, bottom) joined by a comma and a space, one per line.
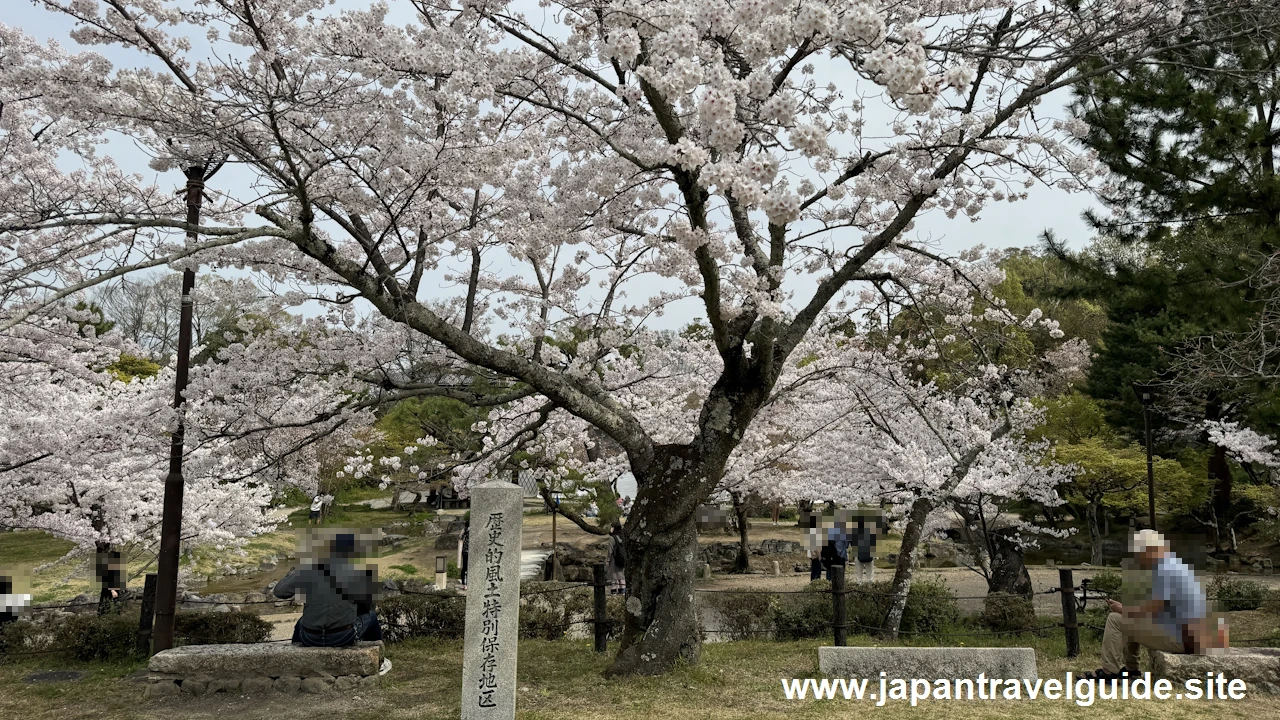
987, 528, 1033, 599
1205, 395, 1233, 551
1087, 501, 1104, 566
610, 446, 706, 676
731, 492, 750, 573
880, 427, 1003, 638
1208, 444, 1233, 551
880, 496, 931, 639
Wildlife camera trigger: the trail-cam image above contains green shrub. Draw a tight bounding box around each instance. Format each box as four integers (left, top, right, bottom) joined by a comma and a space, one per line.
52, 612, 139, 661
978, 593, 1038, 634
447, 560, 461, 579
1081, 607, 1110, 640
1, 620, 55, 660
174, 610, 271, 645
1209, 577, 1267, 612
380, 590, 466, 642
519, 582, 592, 640
772, 580, 833, 640
701, 590, 775, 641
1087, 570, 1122, 599
1263, 589, 1280, 615
846, 578, 960, 636
388, 564, 419, 575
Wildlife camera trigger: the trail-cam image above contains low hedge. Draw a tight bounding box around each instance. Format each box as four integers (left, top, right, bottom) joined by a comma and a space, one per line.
1209, 577, 1267, 612
702, 577, 963, 640
519, 582, 625, 641
978, 593, 1038, 634
380, 590, 467, 642
174, 610, 271, 645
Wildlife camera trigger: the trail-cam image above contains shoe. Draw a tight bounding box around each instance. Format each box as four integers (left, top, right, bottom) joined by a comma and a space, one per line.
1082, 668, 1122, 681
379, 658, 392, 676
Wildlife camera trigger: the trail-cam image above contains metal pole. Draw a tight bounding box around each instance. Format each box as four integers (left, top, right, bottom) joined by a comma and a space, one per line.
1144, 403, 1156, 530
151, 165, 206, 653
592, 563, 608, 653
551, 495, 559, 582
831, 565, 847, 646
1058, 568, 1079, 658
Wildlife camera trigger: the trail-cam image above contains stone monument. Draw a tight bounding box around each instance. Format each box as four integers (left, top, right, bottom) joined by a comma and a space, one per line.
460, 480, 523, 719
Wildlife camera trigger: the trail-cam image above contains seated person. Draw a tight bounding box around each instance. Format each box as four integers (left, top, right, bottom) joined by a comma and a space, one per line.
1087, 529, 1216, 680
273, 533, 382, 647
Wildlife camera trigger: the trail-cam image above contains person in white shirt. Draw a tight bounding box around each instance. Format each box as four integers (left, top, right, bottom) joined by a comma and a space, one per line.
308, 495, 326, 525
1, 574, 31, 627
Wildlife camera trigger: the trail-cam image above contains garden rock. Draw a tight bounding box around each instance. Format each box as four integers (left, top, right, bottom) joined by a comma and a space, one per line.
334, 675, 360, 691
150, 642, 381, 678
300, 677, 332, 694
206, 678, 241, 694
273, 676, 302, 692
1152, 648, 1280, 694
241, 676, 274, 694
145, 681, 179, 698
145, 641, 382, 697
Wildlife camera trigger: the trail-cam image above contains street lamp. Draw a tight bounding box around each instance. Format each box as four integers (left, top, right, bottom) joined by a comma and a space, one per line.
1132, 381, 1158, 530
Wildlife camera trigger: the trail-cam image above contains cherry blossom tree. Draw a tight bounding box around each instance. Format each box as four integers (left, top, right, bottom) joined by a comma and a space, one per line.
3, 0, 1267, 672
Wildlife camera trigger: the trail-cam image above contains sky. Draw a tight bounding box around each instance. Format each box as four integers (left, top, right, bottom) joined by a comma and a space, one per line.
6, 0, 1104, 332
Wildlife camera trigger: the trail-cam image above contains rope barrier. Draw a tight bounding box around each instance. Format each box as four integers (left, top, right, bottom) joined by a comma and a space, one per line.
841, 619, 1064, 637
693, 586, 1060, 600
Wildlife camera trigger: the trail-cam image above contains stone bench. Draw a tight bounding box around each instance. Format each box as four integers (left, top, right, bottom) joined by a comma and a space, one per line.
819, 647, 1038, 680
145, 641, 382, 697
1152, 648, 1280, 695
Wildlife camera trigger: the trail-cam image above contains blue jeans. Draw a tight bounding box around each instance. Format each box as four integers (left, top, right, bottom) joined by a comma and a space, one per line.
292, 611, 381, 647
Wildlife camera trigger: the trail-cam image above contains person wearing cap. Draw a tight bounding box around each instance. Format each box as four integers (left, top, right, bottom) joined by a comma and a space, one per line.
273, 532, 382, 648
1087, 529, 1209, 680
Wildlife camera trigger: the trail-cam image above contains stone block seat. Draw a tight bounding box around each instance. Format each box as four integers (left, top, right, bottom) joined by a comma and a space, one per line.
144, 641, 382, 697
819, 646, 1038, 680
1152, 648, 1280, 695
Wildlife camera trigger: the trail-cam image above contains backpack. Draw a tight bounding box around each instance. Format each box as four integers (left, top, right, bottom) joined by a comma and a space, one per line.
821, 540, 845, 568
612, 536, 627, 567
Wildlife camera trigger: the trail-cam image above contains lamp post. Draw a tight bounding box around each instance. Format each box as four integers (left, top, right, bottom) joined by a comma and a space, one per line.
151, 162, 216, 653
435, 554, 448, 590
1132, 382, 1158, 530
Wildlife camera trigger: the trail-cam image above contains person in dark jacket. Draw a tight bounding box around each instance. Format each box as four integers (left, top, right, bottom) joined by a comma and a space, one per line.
273, 533, 381, 647
821, 520, 850, 581
606, 522, 626, 595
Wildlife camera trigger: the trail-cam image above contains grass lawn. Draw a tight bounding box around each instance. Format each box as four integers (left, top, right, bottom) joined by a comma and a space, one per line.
0, 531, 76, 568
2, 633, 1276, 719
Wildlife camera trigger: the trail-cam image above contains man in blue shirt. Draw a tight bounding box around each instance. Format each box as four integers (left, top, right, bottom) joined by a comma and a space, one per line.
1089, 530, 1209, 679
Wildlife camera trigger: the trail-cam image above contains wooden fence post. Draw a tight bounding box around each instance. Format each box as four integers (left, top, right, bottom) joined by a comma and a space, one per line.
1059, 568, 1080, 658
593, 563, 608, 653
136, 573, 158, 656
831, 564, 847, 647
